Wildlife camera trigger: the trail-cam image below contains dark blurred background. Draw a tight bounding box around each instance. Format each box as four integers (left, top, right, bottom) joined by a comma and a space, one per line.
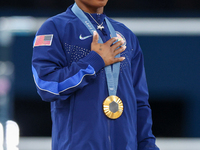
1, 0, 200, 17
0, 0, 200, 138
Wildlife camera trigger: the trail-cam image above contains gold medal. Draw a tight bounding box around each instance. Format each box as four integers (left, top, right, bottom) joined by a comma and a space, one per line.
103, 95, 123, 119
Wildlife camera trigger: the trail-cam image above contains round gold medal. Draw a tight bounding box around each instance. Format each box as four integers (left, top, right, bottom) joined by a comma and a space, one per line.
103, 95, 123, 119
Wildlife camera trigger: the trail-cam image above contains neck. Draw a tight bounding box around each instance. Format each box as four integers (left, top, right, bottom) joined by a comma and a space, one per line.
75, 1, 104, 14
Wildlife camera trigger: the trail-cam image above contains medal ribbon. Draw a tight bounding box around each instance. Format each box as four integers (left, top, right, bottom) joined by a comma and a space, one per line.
72, 3, 120, 96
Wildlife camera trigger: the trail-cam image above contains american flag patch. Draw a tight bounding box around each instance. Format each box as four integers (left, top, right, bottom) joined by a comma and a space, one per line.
33, 34, 53, 47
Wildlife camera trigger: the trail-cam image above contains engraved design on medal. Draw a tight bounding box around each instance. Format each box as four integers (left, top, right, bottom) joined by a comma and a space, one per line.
103, 95, 123, 119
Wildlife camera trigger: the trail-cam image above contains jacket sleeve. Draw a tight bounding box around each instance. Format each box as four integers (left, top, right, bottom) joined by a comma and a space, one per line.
131, 37, 159, 150
32, 19, 105, 102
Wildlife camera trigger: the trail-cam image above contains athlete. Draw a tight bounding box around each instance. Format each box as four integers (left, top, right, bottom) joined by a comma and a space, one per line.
32, 0, 160, 149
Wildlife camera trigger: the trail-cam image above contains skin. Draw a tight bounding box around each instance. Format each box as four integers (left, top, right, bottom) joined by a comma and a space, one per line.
75, 0, 126, 66
75, 0, 108, 14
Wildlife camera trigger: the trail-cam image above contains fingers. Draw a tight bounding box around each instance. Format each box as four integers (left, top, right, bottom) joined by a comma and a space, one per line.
113, 45, 126, 64
91, 33, 126, 66
111, 40, 124, 50
114, 45, 126, 56
113, 57, 126, 63
106, 37, 118, 46
92, 31, 99, 44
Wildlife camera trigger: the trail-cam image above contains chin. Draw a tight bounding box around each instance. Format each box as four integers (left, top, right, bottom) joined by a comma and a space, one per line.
78, 0, 108, 11
95, 0, 108, 7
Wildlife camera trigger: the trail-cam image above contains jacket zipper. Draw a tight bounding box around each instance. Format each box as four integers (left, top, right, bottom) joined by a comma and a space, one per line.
107, 119, 112, 150
97, 14, 112, 150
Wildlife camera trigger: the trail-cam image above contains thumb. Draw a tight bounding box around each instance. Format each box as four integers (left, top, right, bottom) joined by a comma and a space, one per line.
92, 31, 99, 43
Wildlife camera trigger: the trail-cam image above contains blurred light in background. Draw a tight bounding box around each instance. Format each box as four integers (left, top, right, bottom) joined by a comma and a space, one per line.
0, 62, 14, 77
5, 120, 19, 150
0, 123, 3, 150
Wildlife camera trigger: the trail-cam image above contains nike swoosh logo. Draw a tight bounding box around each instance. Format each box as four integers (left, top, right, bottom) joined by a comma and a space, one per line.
79, 34, 92, 40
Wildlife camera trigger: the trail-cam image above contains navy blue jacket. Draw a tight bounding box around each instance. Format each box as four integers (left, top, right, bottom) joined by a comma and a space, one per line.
32, 4, 159, 150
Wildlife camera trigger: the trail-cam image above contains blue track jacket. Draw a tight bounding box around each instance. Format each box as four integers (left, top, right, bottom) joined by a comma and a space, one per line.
32, 4, 159, 150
